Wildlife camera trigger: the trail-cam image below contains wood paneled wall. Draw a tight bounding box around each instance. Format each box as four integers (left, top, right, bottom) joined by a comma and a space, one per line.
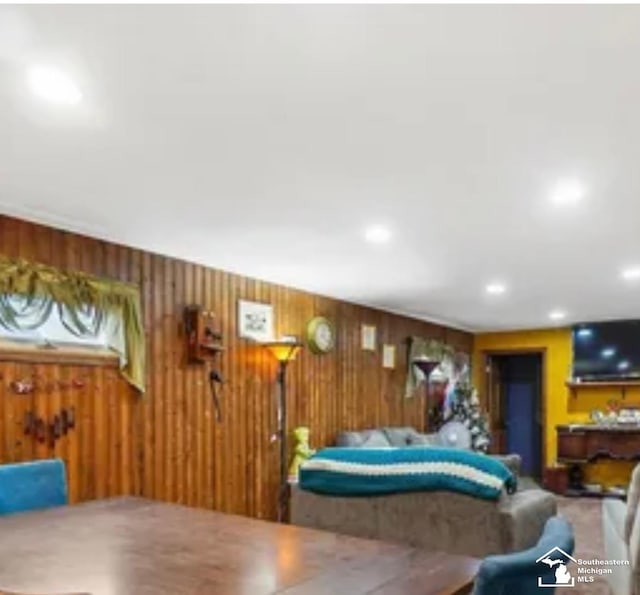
0, 215, 472, 519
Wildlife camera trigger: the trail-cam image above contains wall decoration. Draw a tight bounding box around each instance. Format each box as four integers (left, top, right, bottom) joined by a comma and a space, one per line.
361, 324, 377, 351
382, 344, 396, 369
238, 300, 274, 342
7, 375, 88, 395
288, 426, 316, 483
10, 378, 35, 395
184, 305, 224, 364
24, 407, 76, 447
306, 316, 335, 354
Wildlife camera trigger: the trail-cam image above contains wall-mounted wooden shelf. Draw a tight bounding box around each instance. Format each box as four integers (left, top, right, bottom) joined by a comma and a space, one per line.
565, 380, 640, 399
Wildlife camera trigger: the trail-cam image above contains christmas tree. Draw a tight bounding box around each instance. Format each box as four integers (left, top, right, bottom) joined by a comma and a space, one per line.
443, 381, 491, 452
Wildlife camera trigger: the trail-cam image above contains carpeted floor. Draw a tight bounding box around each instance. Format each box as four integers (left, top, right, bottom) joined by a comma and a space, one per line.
557, 496, 611, 595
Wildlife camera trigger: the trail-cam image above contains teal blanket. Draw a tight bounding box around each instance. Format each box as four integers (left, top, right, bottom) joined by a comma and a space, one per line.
299, 447, 517, 501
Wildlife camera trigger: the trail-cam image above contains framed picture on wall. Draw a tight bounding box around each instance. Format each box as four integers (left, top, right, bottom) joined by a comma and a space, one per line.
238, 300, 274, 342
382, 344, 396, 369
361, 324, 377, 351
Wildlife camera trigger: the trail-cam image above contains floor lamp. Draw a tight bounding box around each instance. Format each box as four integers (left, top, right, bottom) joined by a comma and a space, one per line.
412, 357, 441, 431
263, 338, 303, 523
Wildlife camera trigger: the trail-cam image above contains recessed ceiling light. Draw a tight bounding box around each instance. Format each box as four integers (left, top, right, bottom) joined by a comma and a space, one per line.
549, 179, 585, 206
576, 328, 593, 339
549, 309, 567, 321
364, 225, 391, 244
28, 65, 82, 105
485, 282, 507, 295
602, 347, 616, 359
621, 267, 640, 281
618, 360, 631, 371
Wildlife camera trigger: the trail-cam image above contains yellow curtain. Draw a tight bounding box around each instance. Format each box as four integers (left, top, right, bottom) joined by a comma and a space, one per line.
0, 257, 145, 392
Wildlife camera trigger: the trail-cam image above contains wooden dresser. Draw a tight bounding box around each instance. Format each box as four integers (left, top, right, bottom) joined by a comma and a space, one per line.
556, 424, 640, 498
557, 424, 640, 463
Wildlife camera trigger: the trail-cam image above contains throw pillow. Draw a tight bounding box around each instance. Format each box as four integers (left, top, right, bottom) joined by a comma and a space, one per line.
381, 426, 416, 446
406, 433, 438, 447
361, 431, 391, 448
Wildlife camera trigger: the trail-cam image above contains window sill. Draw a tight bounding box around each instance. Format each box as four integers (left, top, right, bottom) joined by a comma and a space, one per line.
0, 340, 119, 368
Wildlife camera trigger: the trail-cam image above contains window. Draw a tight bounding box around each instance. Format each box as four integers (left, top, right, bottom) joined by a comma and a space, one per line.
0, 257, 145, 391
0, 294, 121, 365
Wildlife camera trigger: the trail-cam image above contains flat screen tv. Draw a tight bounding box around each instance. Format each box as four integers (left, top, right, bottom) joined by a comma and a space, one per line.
573, 320, 640, 381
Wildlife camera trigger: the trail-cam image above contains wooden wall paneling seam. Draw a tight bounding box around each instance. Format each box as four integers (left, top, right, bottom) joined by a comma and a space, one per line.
237, 273, 248, 516
246, 277, 257, 518
204, 267, 214, 510
107, 243, 120, 496
172, 258, 183, 505
151, 255, 164, 501
213, 267, 225, 513
117, 243, 131, 496
192, 263, 203, 508
141, 251, 153, 499
128, 247, 143, 498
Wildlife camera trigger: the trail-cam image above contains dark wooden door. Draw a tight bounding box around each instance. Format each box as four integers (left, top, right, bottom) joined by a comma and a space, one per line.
485, 355, 507, 455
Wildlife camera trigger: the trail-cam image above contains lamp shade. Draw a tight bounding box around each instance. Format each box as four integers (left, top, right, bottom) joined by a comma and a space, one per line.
412, 357, 440, 380
263, 338, 303, 362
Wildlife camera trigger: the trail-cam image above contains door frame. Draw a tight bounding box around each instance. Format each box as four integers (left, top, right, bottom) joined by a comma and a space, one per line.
481, 348, 547, 475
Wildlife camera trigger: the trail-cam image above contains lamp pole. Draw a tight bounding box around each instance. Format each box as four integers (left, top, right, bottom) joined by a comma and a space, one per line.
412, 358, 441, 431
263, 339, 302, 523
275, 357, 289, 523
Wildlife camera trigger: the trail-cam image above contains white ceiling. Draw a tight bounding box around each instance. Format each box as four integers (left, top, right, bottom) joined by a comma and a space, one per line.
3, 5, 640, 332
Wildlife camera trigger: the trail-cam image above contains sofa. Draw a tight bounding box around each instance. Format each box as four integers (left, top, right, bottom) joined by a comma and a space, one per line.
336, 426, 523, 478
291, 427, 556, 558
602, 464, 640, 595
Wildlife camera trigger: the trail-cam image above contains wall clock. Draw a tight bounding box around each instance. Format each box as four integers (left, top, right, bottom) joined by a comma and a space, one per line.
306, 316, 335, 354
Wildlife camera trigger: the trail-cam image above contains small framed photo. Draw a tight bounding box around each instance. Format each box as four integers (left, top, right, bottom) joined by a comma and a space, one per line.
238, 300, 274, 342
361, 324, 377, 351
383, 344, 396, 369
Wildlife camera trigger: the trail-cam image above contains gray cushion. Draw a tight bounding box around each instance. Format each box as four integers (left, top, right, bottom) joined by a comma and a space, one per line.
625, 464, 640, 544
361, 431, 391, 448
381, 427, 416, 446
335, 431, 367, 447
407, 433, 438, 446
604, 497, 627, 543
603, 499, 632, 595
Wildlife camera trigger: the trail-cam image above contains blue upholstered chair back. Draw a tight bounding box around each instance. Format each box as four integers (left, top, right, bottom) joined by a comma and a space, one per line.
472, 516, 575, 595
0, 458, 68, 515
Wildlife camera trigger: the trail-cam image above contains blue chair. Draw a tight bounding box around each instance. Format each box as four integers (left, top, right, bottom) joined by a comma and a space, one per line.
472, 516, 575, 595
0, 459, 68, 515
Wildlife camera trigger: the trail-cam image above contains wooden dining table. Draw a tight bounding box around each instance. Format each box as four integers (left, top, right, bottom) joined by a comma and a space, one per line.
0, 497, 480, 595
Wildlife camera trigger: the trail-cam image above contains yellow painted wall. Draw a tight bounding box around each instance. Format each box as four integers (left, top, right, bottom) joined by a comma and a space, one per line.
473, 328, 639, 487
